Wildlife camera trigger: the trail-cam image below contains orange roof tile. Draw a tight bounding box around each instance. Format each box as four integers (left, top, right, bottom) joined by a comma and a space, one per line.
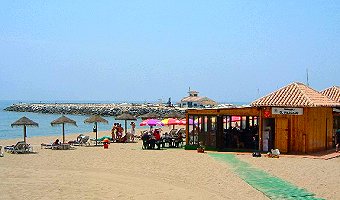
251, 82, 340, 107
321, 86, 340, 103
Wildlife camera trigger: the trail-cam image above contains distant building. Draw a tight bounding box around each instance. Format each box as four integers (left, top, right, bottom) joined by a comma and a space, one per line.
321, 86, 340, 103
179, 90, 217, 108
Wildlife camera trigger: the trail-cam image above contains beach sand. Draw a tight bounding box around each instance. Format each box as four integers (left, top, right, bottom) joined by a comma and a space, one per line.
0, 129, 339, 200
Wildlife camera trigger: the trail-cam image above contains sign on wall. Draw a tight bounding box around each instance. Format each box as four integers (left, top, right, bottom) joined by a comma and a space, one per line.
272, 107, 303, 115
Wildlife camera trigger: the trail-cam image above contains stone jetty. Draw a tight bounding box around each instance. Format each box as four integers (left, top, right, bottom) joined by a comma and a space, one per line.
4, 103, 186, 117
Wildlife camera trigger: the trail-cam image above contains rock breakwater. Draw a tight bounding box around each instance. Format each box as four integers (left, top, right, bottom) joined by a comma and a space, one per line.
4, 103, 186, 117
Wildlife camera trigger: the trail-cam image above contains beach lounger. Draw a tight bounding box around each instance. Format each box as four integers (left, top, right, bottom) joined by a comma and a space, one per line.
0, 145, 3, 157
90, 136, 112, 144
5, 141, 33, 154
69, 135, 90, 146
51, 143, 73, 150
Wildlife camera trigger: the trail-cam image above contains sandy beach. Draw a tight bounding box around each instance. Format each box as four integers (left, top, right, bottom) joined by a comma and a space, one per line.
0, 129, 339, 200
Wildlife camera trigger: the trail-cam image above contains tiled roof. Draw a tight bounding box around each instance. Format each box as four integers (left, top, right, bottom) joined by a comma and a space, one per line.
321, 86, 340, 103
251, 82, 340, 107
181, 96, 205, 102
181, 96, 217, 105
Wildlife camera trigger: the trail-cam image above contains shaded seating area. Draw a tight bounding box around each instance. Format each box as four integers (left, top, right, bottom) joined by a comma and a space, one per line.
5, 141, 34, 154
141, 130, 162, 150
41, 139, 74, 150
161, 128, 185, 148
186, 109, 260, 152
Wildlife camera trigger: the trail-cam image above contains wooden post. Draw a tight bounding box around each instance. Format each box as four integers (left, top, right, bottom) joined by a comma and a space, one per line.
258, 110, 262, 151
23, 125, 27, 143
216, 115, 223, 150
185, 113, 189, 145
95, 122, 98, 146
125, 120, 127, 135
62, 123, 65, 143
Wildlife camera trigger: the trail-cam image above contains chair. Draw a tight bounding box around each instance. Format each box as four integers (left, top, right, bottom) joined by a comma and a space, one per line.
0, 145, 3, 157
164, 129, 178, 147
69, 135, 90, 146
174, 128, 185, 148
5, 141, 33, 154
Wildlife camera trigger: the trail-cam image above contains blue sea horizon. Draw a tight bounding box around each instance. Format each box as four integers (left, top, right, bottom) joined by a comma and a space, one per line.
0, 100, 249, 140
0, 100, 144, 140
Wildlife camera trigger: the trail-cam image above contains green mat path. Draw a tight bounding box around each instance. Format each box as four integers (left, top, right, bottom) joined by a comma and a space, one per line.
209, 153, 324, 200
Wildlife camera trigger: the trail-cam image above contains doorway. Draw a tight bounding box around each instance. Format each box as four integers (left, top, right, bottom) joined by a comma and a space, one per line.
262, 118, 275, 152
275, 118, 289, 153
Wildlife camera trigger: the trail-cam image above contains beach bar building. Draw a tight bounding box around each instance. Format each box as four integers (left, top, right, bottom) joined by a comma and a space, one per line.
185, 82, 340, 154
321, 86, 340, 138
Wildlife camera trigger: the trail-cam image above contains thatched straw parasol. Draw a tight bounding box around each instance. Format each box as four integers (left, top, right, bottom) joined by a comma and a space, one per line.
84, 115, 108, 145
139, 112, 161, 120
51, 115, 77, 143
115, 113, 137, 135
11, 116, 39, 143
163, 111, 185, 119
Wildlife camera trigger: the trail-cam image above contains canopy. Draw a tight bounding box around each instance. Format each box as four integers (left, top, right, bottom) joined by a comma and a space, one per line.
139, 112, 160, 120
115, 113, 137, 134
11, 116, 39, 143
140, 119, 164, 128
162, 118, 180, 129
51, 115, 77, 143
161, 118, 180, 125
163, 111, 184, 119
84, 115, 108, 145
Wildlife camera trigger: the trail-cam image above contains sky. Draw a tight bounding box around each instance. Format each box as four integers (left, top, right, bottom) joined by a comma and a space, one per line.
0, 1, 339, 104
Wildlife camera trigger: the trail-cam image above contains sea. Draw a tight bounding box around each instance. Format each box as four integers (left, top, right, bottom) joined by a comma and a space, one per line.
0, 100, 143, 140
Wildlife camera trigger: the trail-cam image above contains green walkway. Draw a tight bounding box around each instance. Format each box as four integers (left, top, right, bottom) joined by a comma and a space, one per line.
209, 153, 323, 200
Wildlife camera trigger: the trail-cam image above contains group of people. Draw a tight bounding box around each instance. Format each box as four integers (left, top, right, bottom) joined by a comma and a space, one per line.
141, 128, 162, 149
111, 122, 136, 143
141, 128, 184, 149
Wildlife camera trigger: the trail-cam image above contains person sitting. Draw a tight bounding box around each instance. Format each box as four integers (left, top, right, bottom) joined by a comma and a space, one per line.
141, 131, 150, 149
162, 132, 171, 147
153, 129, 162, 149
53, 139, 60, 146
174, 132, 183, 148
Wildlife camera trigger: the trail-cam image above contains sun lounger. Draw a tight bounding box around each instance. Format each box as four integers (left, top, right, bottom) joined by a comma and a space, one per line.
51, 143, 73, 150
0, 145, 3, 157
90, 136, 112, 144
5, 141, 33, 154
69, 135, 90, 146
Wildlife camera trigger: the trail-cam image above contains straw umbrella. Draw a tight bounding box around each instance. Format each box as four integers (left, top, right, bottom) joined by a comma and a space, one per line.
163, 111, 185, 119
51, 115, 77, 143
115, 113, 137, 135
139, 112, 161, 120
11, 116, 39, 143
84, 115, 108, 146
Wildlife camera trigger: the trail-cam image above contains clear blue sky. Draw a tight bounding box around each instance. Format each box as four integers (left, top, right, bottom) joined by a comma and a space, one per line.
0, 1, 339, 103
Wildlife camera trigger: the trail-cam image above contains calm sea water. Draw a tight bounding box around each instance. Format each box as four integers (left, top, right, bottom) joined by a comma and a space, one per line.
0, 100, 143, 140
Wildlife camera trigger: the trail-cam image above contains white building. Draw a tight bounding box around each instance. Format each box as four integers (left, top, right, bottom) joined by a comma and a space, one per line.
180, 91, 217, 108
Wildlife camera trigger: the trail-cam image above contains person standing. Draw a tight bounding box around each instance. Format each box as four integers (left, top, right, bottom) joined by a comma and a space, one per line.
336, 129, 340, 152
111, 123, 117, 141
130, 122, 136, 142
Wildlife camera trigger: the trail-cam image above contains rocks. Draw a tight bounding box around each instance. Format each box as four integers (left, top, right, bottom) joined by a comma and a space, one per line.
4, 103, 186, 118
